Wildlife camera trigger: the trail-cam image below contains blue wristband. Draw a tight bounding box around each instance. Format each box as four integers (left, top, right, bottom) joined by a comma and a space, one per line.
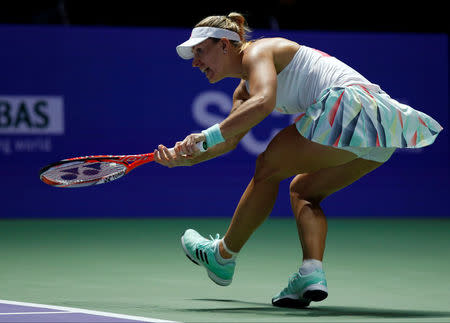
202, 123, 225, 148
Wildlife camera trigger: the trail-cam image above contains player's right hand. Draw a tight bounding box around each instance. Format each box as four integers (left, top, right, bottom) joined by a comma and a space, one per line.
153, 144, 191, 168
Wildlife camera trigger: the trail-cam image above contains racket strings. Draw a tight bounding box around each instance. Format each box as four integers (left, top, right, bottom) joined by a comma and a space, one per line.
42, 161, 126, 186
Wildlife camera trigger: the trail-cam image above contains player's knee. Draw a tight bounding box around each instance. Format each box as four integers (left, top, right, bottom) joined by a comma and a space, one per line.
253, 151, 283, 184
289, 174, 324, 205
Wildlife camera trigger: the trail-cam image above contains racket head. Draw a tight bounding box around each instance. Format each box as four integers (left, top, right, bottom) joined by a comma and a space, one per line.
39, 158, 129, 188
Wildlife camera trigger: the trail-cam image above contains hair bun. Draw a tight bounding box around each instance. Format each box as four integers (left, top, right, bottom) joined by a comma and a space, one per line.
226, 12, 250, 41
227, 12, 246, 27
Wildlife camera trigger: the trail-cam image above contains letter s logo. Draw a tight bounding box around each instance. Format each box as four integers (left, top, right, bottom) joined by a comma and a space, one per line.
192, 91, 231, 126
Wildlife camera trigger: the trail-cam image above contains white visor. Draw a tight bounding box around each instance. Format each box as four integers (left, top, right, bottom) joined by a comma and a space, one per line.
176, 27, 241, 60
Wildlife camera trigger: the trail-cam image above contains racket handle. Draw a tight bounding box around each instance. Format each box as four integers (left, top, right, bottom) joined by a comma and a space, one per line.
167, 141, 207, 155
197, 141, 207, 152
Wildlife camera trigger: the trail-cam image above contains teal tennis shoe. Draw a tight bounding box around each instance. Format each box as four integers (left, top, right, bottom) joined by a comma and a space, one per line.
272, 270, 328, 308
181, 229, 235, 286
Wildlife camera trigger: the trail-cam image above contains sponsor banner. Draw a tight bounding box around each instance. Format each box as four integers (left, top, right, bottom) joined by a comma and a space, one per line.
0, 96, 64, 135
0, 137, 53, 155
0, 26, 447, 218
0, 96, 64, 156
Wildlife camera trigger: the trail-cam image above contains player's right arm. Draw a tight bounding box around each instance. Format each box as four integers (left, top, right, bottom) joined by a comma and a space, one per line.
154, 80, 250, 167
203, 79, 251, 154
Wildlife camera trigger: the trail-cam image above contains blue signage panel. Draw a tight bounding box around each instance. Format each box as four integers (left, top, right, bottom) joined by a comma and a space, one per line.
0, 26, 447, 218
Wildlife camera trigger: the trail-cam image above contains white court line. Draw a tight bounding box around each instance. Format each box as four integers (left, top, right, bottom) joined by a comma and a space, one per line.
0, 299, 180, 323
0, 312, 72, 315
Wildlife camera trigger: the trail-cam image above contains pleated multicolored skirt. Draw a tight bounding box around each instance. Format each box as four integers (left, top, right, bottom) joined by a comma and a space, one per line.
295, 85, 443, 151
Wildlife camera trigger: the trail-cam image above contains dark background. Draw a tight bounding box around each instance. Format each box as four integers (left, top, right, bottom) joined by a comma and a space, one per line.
0, 0, 448, 33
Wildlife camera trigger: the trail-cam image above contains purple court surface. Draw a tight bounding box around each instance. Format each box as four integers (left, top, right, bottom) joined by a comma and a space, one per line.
0, 300, 178, 323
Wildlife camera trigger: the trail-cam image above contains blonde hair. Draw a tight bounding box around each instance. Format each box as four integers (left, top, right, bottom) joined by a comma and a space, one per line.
195, 12, 252, 52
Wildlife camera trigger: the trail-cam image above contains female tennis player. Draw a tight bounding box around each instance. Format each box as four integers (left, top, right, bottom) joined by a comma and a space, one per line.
154, 13, 443, 308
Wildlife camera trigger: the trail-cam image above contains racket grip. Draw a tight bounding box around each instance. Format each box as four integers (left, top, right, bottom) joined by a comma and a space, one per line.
196, 141, 207, 152
167, 141, 207, 155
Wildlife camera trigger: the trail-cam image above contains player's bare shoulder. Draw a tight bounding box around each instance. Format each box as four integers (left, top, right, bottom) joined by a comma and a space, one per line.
242, 38, 301, 74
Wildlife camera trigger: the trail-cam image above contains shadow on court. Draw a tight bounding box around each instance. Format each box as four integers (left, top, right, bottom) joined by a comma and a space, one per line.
185, 298, 450, 319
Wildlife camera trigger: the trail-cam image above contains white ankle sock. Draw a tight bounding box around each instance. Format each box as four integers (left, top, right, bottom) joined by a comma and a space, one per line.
299, 259, 323, 275
215, 239, 237, 265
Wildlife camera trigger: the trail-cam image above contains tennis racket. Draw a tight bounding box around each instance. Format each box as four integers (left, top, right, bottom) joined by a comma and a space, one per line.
39, 141, 207, 188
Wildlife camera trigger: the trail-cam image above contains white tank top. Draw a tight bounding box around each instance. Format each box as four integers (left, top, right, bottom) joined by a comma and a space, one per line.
245, 45, 380, 114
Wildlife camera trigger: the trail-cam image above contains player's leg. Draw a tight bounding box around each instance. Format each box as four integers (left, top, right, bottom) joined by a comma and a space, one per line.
290, 157, 383, 261
221, 124, 357, 254
272, 157, 384, 307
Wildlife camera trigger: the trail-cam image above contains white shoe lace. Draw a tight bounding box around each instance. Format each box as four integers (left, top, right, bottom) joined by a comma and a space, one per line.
209, 233, 221, 241
194, 233, 221, 250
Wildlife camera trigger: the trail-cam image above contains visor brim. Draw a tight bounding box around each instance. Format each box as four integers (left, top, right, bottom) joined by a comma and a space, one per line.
176, 37, 208, 59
